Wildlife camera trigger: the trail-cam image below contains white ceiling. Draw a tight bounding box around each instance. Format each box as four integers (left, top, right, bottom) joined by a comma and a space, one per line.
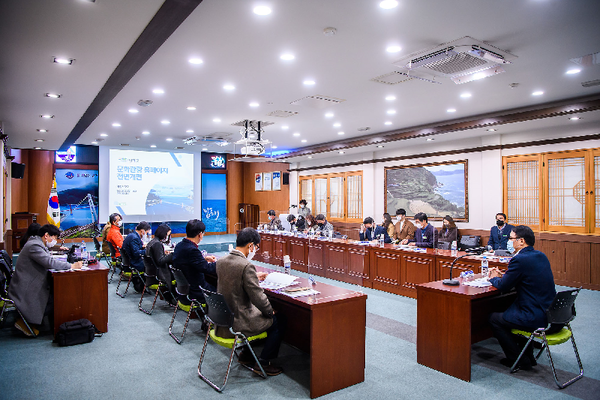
1, 0, 600, 156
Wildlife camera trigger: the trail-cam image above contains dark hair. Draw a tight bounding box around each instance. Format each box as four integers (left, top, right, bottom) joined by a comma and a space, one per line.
443, 215, 456, 229
109, 213, 122, 224
154, 224, 171, 240
287, 214, 296, 223
363, 217, 374, 225
236, 227, 261, 248
186, 219, 206, 238
513, 225, 535, 246
306, 214, 316, 225
496, 213, 507, 220
136, 221, 151, 231
414, 212, 428, 223
20, 223, 42, 248
39, 224, 61, 238
383, 213, 393, 229
299, 199, 308, 206
316, 214, 326, 221
395, 208, 406, 216
267, 209, 276, 216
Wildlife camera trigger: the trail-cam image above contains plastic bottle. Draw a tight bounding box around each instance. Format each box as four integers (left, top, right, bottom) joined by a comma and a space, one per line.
451, 240, 458, 257
481, 256, 489, 278
378, 234, 384, 247
80, 240, 88, 265
283, 255, 291, 275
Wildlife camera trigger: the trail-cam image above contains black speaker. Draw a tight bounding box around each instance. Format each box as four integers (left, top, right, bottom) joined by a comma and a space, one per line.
11, 162, 25, 179
282, 172, 289, 185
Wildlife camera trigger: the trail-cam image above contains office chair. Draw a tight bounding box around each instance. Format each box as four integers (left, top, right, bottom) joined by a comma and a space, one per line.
510, 287, 584, 388
0, 250, 13, 271
106, 241, 122, 283
93, 237, 114, 282
115, 244, 134, 298
138, 254, 173, 315
197, 287, 268, 392
0, 259, 36, 336
168, 266, 206, 344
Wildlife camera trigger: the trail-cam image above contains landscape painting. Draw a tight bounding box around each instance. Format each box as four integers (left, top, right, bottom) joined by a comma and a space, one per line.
385, 160, 468, 221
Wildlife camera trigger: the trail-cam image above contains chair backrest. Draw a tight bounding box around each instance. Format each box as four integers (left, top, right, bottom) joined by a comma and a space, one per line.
143, 254, 157, 277
437, 241, 451, 250
170, 266, 190, 296
0, 259, 12, 288
0, 250, 12, 270
546, 287, 581, 325
459, 235, 480, 251
200, 288, 235, 328
106, 241, 117, 259
120, 245, 131, 267
93, 237, 101, 252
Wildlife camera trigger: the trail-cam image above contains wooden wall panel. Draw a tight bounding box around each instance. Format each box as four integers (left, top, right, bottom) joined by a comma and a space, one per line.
10, 149, 29, 213
308, 241, 325, 276
565, 242, 591, 285
226, 154, 243, 233
591, 243, 600, 285
242, 161, 289, 218
27, 150, 55, 223
539, 239, 566, 282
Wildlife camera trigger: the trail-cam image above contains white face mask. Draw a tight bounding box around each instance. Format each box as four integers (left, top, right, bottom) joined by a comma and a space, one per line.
247, 244, 257, 261
396, 216, 402, 222
415, 222, 422, 230
46, 238, 57, 248
117, 221, 123, 227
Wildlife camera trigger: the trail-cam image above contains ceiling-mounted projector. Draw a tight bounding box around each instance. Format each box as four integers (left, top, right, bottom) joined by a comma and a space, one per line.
239, 142, 266, 155
234, 119, 271, 157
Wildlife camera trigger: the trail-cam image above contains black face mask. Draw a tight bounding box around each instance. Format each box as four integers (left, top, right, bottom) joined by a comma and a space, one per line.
318, 223, 324, 228
496, 220, 505, 227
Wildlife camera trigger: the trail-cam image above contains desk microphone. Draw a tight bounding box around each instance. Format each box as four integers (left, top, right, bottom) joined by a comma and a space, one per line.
443, 253, 472, 286
465, 247, 486, 255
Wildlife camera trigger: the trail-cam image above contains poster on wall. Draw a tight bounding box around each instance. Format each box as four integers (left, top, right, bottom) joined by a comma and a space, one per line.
255, 173, 263, 191
272, 171, 281, 191
55, 168, 99, 238
263, 172, 272, 191
385, 160, 468, 221
201, 173, 227, 233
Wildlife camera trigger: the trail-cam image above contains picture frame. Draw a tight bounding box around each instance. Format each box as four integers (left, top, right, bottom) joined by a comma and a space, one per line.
255, 172, 263, 191
263, 172, 272, 191
272, 171, 281, 191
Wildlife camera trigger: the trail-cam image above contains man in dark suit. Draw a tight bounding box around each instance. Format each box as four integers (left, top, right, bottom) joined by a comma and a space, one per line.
216, 227, 285, 376
8, 224, 82, 336
402, 212, 438, 248
487, 213, 514, 250
122, 221, 151, 293
488, 225, 557, 370
359, 217, 391, 243
172, 219, 217, 301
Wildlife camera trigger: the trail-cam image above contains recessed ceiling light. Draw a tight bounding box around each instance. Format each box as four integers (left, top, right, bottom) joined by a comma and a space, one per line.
308, 155, 313, 159
532, 91, 544, 96
150, 145, 157, 148
376, 145, 385, 148
325, 113, 334, 118
460, 93, 472, 98
186, 129, 194, 133
128, 109, 139, 113
387, 110, 396, 115
223, 84, 235, 91
301, 139, 307, 143
187, 106, 196, 111
303, 80, 316, 85
253, 6, 272, 15
385, 95, 396, 101
249, 102, 259, 107
384, 121, 392, 125
152, 89, 164, 94
213, 118, 221, 123
53, 57, 74, 65
112, 122, 121, 127
35, 139, 44, 142
91, 141, 99, 145
566, 68, 581, 75
386, 45, 402, 53
37, 129, 48, 133
201, 147, 208, 151
188, 58, 203, 65
379, 0, 398, 9
272, 145, 278, 149
487, 128, 497, 132
281, 125, 289, 130
338, 151, 345, 154
161, 120, 170, 125
142, 131, 150, 135
293, 132, 301, 137
426, 138, 435, 141
569, 116, 581, 121
44, 93, 61, 98
33, 147, 42, 150
280, 53, 295, 61
166, 138, 173, 142
100, 133, 108, 137
40, 114, 54, 119
338, 131, 345, 135
447, 108, 456, 113
333, 123, 341, 127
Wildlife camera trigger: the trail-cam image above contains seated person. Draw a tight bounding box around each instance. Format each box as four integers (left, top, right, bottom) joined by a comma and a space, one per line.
286, 214, 299, 232
298, 199, 311, 217
313, 214, 334, 236
488, 225, 557, 371
172, 219, 217, 301
19, 222, 41, 250
382, 213, 395, 240
216, 227, 286, 376
439, 215, 458, 245
295, 215, 306, 231
394, 208, 416, 242
487, 213, 514, 250
265, 210, 284, 231
8, 224, 82, 336
100, 218, 112, 255
304, 214, 316, 232
146, 223, 176, 304
106, 212, 124, 257
359, 217, 392, 243
402, 212, 438, 248
122, 221, 151, 292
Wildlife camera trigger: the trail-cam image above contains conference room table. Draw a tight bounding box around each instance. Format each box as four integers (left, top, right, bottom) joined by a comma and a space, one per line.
51, 262, 109, 336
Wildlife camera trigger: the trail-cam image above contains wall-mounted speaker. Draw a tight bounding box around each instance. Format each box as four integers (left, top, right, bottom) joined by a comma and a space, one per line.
282, 172, 289, 185
11, 162, 25, 179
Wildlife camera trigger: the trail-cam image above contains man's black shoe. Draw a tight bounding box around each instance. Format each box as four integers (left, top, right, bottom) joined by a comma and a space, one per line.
252, 361, 283, 376
237, 348, 254, 365
500, 358, 532, 372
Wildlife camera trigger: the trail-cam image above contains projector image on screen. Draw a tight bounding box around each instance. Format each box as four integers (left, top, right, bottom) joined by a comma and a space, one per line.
145, 183, 194, 216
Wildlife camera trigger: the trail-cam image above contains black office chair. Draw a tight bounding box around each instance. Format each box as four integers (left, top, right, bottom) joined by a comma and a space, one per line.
510, 287, 584, 388
115, 245, 134, 298
168, 266, 206, 344
197, 287, 267, 392
0, 259, 36, 336
93, 237, 114, 282
138, 255, 173, 315
106, 241, 122, 283
0, 250, 13, 272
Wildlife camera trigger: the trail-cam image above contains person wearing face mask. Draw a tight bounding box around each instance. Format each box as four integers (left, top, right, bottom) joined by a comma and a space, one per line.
314, 214, 334, 237
382, 213, 395, 239
106, 212, 124, 257
145, 223, 176, 305
439, 215, 458, 244
402, 212, 438, 248
487, 225, 557, 371
8, 224, 83, 337
122, 221, 152, 292
393, 208, 416, 242
286, 214, 305, 232
265, 209, 284, 231
298, 199, 311, 218
359, 217, 391, 243
215, 227, 286, 376
487, 213, 514, 251
304, 214, 316, 232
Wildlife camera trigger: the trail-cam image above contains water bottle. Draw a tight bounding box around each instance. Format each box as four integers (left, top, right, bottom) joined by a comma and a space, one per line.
481, 256, 489, 278
328, 230, 333, 241
81, 240, 88, 265
451, 240, 458, 257
283, 255, 291, 275
378, 234, 384, 247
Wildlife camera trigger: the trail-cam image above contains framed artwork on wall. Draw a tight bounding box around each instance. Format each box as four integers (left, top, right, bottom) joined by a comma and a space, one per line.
272, 171, 281, 191
263, 172, 272, 191
384, 160, 468, 221
255, 173, 263, 191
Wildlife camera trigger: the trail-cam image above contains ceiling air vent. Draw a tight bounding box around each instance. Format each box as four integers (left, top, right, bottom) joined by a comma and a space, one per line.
120, 143, 130, 146
231, 120, 274, 127
137, 99, 153, 107
371, 71, 413, 85
267, 110, 299, 118
582, 79, 600, 88
290, 95, 346, 109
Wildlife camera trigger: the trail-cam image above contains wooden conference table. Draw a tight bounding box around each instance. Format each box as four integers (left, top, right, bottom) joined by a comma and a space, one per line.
416, 278, 516, 381
51, 262, 109, 336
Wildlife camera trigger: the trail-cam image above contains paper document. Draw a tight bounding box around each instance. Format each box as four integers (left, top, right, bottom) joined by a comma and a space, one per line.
260, 272, 298, 290
281, 288, 320, 298
464, 278, 492, 288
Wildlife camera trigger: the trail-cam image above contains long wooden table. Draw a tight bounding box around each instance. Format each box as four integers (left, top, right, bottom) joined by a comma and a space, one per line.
51, 263, 109, 335
257, 266, 367, 398
416, 279, 516, 381
254, 232, 509, 298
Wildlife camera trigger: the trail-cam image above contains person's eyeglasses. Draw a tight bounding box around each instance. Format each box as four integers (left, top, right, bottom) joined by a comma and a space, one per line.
509, 236, 522, 240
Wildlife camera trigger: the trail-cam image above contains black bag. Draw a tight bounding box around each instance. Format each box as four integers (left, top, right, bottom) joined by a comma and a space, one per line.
55, 319, 97, 347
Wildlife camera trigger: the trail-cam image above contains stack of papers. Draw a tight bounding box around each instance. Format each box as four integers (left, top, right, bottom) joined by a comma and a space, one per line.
464, 278, 492, 288
281, 288, 320, 298
259, 272, 298, 290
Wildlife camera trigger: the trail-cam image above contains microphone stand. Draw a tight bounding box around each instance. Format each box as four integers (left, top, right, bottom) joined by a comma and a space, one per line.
443, 247, 486, 286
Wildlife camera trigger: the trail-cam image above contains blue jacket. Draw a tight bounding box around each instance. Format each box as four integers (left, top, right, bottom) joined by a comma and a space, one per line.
359, 225, 391, 243
172, 238, 216, 292
489, 246, 556, 329
410, 223, 438, 248
122, 231, 146, 271
487, 224, 514, 250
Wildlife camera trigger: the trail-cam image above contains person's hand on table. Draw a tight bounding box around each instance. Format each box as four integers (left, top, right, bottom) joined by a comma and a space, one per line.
71, 261, 83, 270
164, 248, 172, 254
408, 242, 416, 246
205, 255, 217, 263
59, 246, 69, 251
256, 272, 268, 281
489, 267, 503, 279
400, 239, 408, 245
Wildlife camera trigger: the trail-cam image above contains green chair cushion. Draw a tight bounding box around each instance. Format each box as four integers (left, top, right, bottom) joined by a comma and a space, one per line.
512, 327, 572, 346
122, 272, 132, 278
209, 328, 267, 349
148, 284, 159, 290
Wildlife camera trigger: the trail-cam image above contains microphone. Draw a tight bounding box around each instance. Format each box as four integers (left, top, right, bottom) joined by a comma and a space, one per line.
465, 246, 486, 255
443, 253, 471, 286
